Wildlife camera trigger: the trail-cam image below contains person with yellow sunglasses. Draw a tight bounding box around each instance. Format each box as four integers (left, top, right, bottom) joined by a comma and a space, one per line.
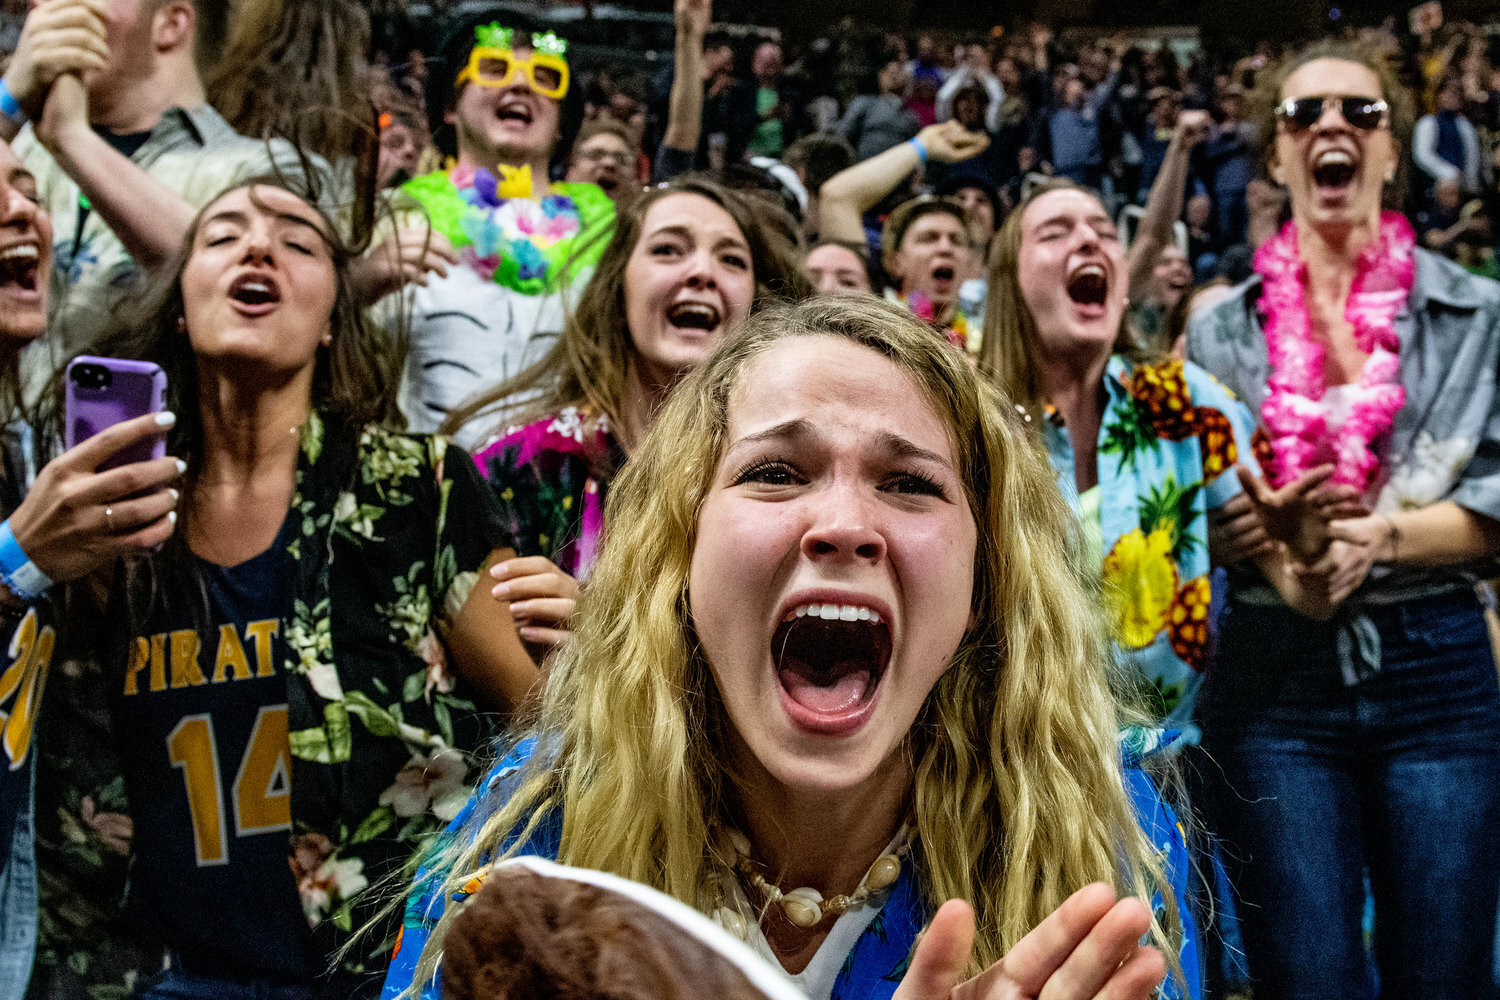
390, 9, 617, 442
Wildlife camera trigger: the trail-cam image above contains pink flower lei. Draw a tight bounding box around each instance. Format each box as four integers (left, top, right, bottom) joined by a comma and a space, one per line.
1253, 210, 1414, 492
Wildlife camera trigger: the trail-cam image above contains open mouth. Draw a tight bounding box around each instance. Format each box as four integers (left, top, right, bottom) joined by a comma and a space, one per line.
497, 100, 534, 125
667, 301, 721, 332
1311, 149, 1358, 192
772, 603, 892, 727
0, 244, 40, 297
931, 265, 956, 284
1067, 262, 1108, 307
228, 272, 282, 312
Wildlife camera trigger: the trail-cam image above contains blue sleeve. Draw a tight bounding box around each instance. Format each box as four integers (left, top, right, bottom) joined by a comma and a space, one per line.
1124, 766, 1202, 1000
1184, 360, 1262, 508
380, 739, 545, 1000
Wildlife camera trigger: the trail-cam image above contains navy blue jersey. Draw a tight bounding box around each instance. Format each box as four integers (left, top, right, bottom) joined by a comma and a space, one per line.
114, 522, 314, 981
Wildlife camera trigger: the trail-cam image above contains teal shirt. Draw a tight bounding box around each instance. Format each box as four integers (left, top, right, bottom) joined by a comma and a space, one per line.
1043, 355, 1261, 729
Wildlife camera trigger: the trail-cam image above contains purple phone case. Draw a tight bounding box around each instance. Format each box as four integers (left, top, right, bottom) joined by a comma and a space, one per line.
65, 356, 168, 470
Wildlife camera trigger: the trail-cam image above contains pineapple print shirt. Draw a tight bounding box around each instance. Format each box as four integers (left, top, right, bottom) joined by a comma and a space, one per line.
1043, 355, 1261, 730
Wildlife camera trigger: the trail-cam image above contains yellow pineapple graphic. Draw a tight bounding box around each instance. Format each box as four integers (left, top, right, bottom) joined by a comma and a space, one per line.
1168, 575, 1212, 671
1129, 360, 1199, 441
1101, 527, 1180, 649
1195, 407, 1239, 481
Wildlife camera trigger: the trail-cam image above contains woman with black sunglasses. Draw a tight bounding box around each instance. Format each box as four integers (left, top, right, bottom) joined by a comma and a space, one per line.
1186, 41, 1500, 999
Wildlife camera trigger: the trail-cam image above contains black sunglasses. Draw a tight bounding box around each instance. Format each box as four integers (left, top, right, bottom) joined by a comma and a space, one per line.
1275, 95, 1389, 133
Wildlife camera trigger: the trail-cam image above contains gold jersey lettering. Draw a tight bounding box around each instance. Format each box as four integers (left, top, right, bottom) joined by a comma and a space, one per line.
244, 620, 279, 678
169, 629, 206, 689
212, 624, 252, 683
123, 636, 150, 696
0, 609, 55, 768
149, 633, 167, 692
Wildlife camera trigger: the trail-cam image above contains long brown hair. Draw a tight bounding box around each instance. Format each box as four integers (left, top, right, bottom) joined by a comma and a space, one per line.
979, 179, 1151, 420
205, 0, 375, 167
441, 177, 809, 445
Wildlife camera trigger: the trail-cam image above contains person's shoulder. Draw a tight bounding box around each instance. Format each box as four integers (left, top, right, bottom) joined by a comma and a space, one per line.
1179, 357, 1246, 409
354, 423, 451, 474
1413, 246, 1500, 312
474, 407, 609, 467
550, 182, 617, 224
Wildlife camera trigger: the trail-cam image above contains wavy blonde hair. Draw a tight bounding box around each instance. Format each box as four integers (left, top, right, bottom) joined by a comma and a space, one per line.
412, 295, 1181, 989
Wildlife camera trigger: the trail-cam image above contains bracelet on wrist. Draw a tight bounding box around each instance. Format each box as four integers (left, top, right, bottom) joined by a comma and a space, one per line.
0, 520, 51, 601
907, 136, 928, 164
0, 78, 25, 125
1381, 513, 1401, 563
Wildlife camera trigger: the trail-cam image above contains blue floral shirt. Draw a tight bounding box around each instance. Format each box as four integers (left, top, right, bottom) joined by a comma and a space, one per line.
380, 733, 1201, 1000
1043, 356, 1262, 730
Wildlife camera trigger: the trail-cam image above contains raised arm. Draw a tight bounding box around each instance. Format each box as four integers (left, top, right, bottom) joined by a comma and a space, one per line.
1126, 108, 1208, 300
817, 120, 989, 244
0, 0, 109, 144
658, 0, 711, 170
34, 75, 196, 270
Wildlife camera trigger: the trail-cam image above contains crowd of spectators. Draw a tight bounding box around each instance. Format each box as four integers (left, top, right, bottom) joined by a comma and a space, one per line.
1, 1, 1500, 999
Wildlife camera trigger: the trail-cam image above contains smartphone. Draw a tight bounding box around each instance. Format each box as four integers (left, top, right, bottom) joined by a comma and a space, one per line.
64, 356, 168, 470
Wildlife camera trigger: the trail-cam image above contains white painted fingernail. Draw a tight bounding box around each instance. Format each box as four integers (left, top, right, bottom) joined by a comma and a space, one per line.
155, 411, 176, 426
175, 459, 187, 474
167, 510, 177, 525
169, 488, 179, 502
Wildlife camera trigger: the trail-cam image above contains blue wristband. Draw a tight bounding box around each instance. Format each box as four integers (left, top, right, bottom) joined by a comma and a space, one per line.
0, 521, 51, 601
0, 78, 24, 124
907, 136, 928, 164
0, 521, 28, 577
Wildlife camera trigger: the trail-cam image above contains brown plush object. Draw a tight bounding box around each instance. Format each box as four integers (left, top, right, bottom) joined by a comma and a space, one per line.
443, 867, 781, 1000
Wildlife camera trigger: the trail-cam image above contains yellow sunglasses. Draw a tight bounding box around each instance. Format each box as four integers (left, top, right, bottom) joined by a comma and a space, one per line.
457, 46, 570, 100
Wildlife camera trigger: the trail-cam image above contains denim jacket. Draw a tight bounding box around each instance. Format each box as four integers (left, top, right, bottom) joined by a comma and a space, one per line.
1187, 249, 1500, 681
1188, 249, 1500, 605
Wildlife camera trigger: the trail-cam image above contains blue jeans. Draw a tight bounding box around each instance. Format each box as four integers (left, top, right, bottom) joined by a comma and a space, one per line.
131, 964, 378, 1000
1198, 591, 1500, 1000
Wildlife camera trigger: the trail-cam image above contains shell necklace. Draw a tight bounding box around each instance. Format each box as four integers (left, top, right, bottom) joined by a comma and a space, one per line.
715, 821, 916, 930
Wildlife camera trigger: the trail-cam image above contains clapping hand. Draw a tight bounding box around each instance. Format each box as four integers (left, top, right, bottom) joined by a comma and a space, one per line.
350, 227, 459, 305
1233, 463, 1365, 564
893, 885, 1165, 1000
3, 0, 108, 121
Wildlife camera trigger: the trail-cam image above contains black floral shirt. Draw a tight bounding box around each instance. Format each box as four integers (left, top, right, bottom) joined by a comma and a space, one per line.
32, 412, 508, 997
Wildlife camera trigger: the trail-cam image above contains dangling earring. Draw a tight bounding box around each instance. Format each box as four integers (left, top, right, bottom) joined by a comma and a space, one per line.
176, 315, 186, 333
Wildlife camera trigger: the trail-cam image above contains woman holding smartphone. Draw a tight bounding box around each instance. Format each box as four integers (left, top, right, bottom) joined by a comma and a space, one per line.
34, 177, 539, 1000
0, 138, 185, 999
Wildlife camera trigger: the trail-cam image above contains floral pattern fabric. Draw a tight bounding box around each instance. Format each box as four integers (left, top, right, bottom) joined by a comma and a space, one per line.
380, 734, 1201, 1000
31, 413, 508, 997
471, 408, 623, 580
1043, 356, 1260, 727
399, 169, 614, 297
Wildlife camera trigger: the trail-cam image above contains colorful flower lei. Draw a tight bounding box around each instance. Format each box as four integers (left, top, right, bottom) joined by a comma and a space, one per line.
904, 290, 968, 351
1253, 211, 1414, 492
